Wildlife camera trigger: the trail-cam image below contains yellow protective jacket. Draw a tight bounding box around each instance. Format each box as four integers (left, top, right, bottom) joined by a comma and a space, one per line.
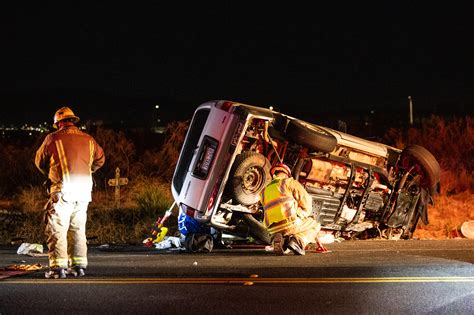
35, 125, 105, 201
260, 175, 312, 229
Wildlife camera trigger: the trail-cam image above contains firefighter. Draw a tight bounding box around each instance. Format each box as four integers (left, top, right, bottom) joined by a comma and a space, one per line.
35, 106, 105, 278
260, 163, 321, 255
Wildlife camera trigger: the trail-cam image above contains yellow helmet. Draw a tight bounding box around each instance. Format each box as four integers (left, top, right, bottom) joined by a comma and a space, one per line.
53, 106, 80, 129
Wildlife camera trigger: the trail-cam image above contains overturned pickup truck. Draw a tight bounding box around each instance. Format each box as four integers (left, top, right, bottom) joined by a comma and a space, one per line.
171, 100, 440, 244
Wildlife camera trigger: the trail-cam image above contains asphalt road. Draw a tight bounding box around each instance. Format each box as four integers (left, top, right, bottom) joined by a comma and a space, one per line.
1, 239, 473, 314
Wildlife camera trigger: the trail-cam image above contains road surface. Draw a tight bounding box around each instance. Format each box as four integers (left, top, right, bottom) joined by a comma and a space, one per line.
1, 239, 473, 314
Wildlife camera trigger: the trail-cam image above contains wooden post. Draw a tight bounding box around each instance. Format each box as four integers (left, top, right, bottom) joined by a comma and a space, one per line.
108, 167, 129, 208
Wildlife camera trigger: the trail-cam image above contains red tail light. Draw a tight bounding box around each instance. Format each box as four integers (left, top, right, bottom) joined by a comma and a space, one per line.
207, 179, 221, 211
180, 203, 196, 218
207, 195, 215, 211
217, 101, 234, 112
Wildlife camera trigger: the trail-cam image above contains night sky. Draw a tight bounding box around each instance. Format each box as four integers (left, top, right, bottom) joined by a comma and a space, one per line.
1, 2, 472, 127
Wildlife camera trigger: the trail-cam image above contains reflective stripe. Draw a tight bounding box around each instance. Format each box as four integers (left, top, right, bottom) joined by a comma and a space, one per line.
261, 178, 297, 227
89, 140, 94, 169
49, 257, 68, 269
268, 219, 296, 235
71, 256, 88, 266
264, 196, 293, 210
264, 198, 295, 226
55, 140, 70, 183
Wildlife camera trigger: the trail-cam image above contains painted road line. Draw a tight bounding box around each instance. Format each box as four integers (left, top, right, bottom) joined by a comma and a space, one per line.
2, 276, 474, 284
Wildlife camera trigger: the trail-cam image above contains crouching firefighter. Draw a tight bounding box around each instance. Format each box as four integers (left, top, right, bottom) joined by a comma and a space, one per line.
260, 163, 327, 255
35, 106, 105, 278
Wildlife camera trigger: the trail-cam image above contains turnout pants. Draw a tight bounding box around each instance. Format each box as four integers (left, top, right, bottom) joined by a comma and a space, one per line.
268, 216, 321, 249
44, 194, 89, 269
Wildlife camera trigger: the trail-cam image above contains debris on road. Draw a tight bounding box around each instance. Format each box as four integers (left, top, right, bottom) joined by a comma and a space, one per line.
6, 263, 44, 271
143, 202, 176, 247
460, 221, 474, 239
16, 243, 46, 256
152, 236, 182, 250
0, 263, 44, 279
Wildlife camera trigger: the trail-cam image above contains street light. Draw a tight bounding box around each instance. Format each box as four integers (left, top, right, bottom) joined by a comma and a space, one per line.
408, 96, 413, 125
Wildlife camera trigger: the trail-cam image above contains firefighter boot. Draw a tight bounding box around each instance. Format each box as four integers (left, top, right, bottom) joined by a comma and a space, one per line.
287, 237, 306, 256
76, 267, 86, 277
272, 233, 285, 256
45, 268, 67, 279
67, 266, 86, 277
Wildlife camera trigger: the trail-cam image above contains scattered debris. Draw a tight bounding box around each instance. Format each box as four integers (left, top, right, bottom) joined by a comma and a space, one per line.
1, 260, 44, 280
319, 233, 335, 244
16, 243, 45, 256
5, 263, 44, 271
152, 236, 182, 250
460, 221, 474, 239
143, 202, 176, 247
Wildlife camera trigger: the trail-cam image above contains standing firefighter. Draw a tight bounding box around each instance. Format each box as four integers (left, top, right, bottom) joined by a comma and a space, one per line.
260, 163, 323, 256
35, 106, 105, 278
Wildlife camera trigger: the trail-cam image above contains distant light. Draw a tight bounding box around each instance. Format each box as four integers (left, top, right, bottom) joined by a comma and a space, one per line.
370, 110, 375, 114
155, 105, 160, 109
269, 106, 273, 111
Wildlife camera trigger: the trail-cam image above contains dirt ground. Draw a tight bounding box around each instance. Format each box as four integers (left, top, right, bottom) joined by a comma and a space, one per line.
414, 192, 474, 239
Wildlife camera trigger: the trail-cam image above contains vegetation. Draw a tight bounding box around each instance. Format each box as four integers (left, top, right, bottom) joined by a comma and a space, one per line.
383, 115, 473, 239
0, 122, 188, 245
0, 115, 472, 245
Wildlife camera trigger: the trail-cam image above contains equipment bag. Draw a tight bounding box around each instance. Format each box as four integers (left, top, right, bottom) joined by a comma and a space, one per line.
184, 233, 214, 253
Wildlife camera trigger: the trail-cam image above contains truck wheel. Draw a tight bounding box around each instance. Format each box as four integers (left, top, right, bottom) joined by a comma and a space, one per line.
228, 152, 272, 205
272, 113, 289, 133
286, 119, 337, 153
400, 145, 440, 189
242, 213, 272, 245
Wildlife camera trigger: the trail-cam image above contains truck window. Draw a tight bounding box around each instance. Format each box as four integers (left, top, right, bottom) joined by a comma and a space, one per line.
172, 108, 210, 194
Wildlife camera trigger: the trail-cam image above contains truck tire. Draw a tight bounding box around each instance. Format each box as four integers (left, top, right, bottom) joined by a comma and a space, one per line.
286, 119, 337, 153
272, 113, 289, 133
228, 152, 272, 205
400, 145, 440, 189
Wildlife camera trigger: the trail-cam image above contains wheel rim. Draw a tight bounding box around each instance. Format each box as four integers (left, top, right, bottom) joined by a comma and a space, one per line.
241, 166, 264, 193
400, 155, 429, 187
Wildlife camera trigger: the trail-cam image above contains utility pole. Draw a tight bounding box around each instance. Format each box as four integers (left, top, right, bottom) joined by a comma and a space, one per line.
408, 96, 413, 125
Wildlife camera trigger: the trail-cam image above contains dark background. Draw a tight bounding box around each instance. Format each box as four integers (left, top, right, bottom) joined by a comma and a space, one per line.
1, 1, 472, 130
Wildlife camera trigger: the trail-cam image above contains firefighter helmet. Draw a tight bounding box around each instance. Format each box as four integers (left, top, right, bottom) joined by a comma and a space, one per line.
53, 106, 80, 129
270, 163, 292, 177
